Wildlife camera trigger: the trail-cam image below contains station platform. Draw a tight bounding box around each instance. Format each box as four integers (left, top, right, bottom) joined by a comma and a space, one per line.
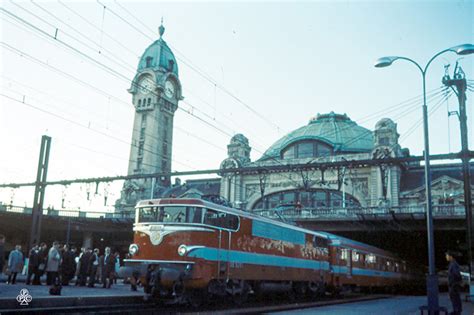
0, 280, 144, 312
272, 294, 474, 315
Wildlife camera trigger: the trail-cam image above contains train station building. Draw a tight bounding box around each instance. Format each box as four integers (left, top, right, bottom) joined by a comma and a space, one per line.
161, 112, 470, 220
113, 22, 471, 219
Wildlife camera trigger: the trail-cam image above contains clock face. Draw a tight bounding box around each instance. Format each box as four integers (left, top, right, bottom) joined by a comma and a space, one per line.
164, 80, 175, 98
139, 77, 154, 95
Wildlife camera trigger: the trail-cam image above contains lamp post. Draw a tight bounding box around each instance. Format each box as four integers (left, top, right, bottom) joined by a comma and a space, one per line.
374, 43, 474, 313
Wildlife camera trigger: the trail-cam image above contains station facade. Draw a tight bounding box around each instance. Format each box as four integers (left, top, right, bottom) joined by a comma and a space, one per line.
218, 112, 468, 212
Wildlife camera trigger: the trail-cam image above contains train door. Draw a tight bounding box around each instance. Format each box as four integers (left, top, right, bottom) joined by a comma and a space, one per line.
216, 229, 230, 280
329, 240, 341, 287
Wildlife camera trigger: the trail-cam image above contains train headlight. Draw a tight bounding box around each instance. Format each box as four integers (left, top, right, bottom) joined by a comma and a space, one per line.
129, 243, 139, 256
177, 244, 187, 256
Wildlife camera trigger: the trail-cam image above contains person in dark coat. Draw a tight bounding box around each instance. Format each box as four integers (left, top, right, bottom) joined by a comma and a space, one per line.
78, 248, 91, 286
102, 247, 115, 288
60, 244, 75, 285
88, 248, 100, 287
26, 245, 40, 285
37, 242, 48, 284
446, 250, 463, 315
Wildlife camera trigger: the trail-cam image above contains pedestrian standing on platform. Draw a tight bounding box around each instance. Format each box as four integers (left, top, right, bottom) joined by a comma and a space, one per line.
446, 250, 463, 315
113, 251, 121, 285
102, 247, 115, 288
98, 250, 104, 284
0, 235, 5, 283
46, 241, 61, 285
70, 246, 78, 283
7, 245, 24, 284
78, 248, 91, 286
88, 248, 100, 287
26, 244, 40, 285
37, 242, 48, 284
60, 244, 75, 285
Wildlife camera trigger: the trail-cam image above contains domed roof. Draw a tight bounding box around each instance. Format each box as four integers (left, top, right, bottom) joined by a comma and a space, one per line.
230, 133, 249, 145
137, 26, 178, 75
260, 112, 374, 161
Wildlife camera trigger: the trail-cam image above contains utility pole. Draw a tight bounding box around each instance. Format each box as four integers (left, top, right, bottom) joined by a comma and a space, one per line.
29, 135, 51, 251
443, 63, 473, 296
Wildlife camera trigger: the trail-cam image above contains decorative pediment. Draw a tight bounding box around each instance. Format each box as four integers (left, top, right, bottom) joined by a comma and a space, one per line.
401, 175, 466, 198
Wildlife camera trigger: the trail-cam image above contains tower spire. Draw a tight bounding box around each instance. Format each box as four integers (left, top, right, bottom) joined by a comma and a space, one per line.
159, 17, 165, 38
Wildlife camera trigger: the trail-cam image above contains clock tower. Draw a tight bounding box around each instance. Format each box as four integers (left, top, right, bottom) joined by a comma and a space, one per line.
117, 22, 182, 210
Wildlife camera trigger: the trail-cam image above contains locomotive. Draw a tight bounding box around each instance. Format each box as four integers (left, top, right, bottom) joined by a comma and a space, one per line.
121, 198, 420, 304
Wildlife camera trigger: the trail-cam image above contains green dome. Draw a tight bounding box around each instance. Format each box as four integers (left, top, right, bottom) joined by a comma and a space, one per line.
260, 112, 373, 161
137, 38, 178, 75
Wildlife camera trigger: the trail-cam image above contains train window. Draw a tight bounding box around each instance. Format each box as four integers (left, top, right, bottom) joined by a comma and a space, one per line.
159, 206, 201, 223
366, 254, 376, 264
203, 208, 239, 230
138, 206, 159, 222
352, 252, 360, 262
187, 207, 203, 223
137, 206, 202, 223
313, 236, 328, 248
339, 248, 349, 260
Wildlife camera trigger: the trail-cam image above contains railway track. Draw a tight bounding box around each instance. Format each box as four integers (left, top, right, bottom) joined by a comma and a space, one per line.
0, 294, 391, 314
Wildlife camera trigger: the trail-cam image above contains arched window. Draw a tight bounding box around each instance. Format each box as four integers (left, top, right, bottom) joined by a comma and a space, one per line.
138, 99, 142, 107
281, 140, 333, 160
147, 98, 151, 106
252, 189, 360, 210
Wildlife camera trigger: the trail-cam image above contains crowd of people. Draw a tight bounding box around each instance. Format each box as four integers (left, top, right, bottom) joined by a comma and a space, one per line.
0, 235, 122, 289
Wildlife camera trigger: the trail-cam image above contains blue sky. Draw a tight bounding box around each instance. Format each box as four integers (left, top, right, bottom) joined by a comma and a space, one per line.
0, 0, 472, 211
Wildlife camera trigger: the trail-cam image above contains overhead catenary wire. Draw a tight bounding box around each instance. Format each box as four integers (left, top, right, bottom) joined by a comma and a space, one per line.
2, 36, 450, 198
1, 6, 250, 144
340, 88, 448, 148
97, 0, 283, 133
1, 80, 225, 156
8, 1, 135, 76
0, 42, 230, 161
398, 89, 453, 145
0, 4, 460, 210
1, 31, 445, 194
58, 0, 265, 142
56, 0, 271, 147
2, 5, 447, 166
1, 93, 196, 171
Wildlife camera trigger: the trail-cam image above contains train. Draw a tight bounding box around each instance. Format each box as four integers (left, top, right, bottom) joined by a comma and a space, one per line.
120, 198, 422, 305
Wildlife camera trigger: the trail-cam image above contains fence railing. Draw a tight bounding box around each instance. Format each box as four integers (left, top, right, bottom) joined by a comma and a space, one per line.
0, 205, 134, 220
253, 205, 466, 220
0, 204, 466, 221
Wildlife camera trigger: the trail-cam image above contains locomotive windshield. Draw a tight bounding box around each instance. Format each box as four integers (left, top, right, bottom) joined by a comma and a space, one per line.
136, 205, 239, 230
137, 206, 202, 223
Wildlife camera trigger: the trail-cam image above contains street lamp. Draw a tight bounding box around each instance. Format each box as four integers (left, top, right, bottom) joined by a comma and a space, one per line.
375, 43, 474, 313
